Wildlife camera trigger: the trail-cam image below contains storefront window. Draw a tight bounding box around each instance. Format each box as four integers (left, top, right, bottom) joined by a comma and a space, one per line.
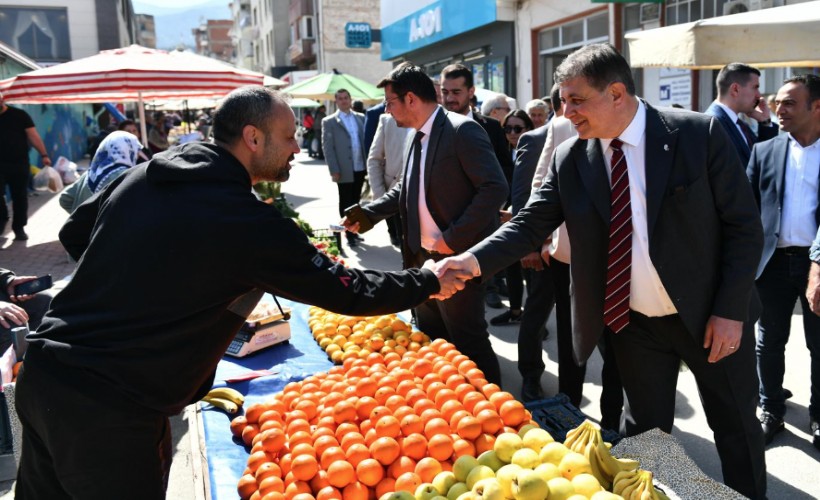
588, 13, 608, 39
563, 20, 585, 45
666, 0, 737, 25
538, 28, 559, 50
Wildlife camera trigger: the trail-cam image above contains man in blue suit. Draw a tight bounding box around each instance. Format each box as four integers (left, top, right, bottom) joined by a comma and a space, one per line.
705, 63, 778, 166
747, 74, 820, 448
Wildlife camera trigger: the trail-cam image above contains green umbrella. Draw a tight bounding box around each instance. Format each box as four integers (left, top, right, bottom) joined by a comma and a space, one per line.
281, 71, 384, 103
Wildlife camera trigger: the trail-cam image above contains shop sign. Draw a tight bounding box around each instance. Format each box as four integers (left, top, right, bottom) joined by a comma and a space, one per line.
658, 68, 692, 109
345, 22, 372, 49
380, 0, 497, 60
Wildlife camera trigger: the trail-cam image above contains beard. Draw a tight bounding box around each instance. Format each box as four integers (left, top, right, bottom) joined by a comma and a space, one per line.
251, 136, 292, 182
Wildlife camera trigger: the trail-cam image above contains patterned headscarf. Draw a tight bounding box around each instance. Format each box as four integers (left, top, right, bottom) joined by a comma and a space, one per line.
87, 131, 143, 193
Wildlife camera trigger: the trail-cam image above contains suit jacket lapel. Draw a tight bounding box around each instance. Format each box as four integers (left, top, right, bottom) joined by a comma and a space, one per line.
714, 105, 750, 157
423, 109, 445, 191
578, 139, 611, 222
334, 113, 351, 140
644, 103, 678, 240
772, 135, 789, 208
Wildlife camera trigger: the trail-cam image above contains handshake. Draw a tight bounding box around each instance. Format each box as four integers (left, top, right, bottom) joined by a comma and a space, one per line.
422, 253, 482, 301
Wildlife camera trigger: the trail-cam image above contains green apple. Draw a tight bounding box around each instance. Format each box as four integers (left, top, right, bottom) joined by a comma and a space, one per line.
546, 477, 575, 500
557, 451, 592, 480
510, 448, 540, 469
453, 455, 481, 483
493, 432, 524, 463
538, 442, 571, 466
472, 478, 504, 500
456, 492, 477, 500
432, 471, 458, 495
381, 492, 416, 500
533, 462, 561, 483
465, 465, 495, 490
570, 473, 602, 497
517, 423, 540, 439
521, 428, 554, 453
511, 469, 549, 500
476, 450, 505, 472
417, 483, 442, 500
495, 464, 523, 499
447, 482, 470, 500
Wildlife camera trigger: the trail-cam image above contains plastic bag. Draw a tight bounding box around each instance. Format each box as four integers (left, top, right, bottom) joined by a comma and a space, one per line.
54, 156, 79, 185
33, 166, 64, 193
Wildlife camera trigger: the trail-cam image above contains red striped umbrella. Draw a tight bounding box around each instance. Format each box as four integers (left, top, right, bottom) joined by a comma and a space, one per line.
0, 44, 265, 103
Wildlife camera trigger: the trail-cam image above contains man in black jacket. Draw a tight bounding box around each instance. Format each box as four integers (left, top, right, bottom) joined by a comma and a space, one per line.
14, 87, 461, 499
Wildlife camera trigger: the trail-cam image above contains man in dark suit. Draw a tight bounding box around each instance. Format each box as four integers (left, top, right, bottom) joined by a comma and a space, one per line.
436, 44, 766, 499
440, 64, 513, 309
746, 74, 820, 448
343, 62, 508, 385
705, 62, 778, 166
363, 102, 385, 155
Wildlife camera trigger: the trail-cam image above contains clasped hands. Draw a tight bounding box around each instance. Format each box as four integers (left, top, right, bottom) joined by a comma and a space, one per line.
422, 253, 482, 301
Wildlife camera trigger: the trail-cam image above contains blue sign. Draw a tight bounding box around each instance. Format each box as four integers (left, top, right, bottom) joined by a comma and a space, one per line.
346, 22, 372, 49
380, 0, 497, 60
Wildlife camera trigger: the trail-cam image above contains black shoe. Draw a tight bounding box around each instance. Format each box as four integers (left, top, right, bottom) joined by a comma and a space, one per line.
811, 418, 820, 451
784, 388, 793, 400
490, 309, 522, 326
353, 233, 364, 242
346, 238, 358, 248
485, 291, 503, 309
13, 230, 28, 241
760, 411, 785, 445
521, 377, 545, 402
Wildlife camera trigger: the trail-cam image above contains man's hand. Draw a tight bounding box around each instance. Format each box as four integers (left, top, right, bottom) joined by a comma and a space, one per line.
340, 217, 360, 234
423, 260, 466, 300
520, 252, 544, 271
430, 237, 453, 255
748, 98, 770, 122
807, 262, 820, 315
0, 301, 29, 329
499, 210, 512, 224
539, 242, 552, 266
703, 315, 743, 363
6, 276, 37, 303
331, 173, 340, 182
433, 253, 481, 281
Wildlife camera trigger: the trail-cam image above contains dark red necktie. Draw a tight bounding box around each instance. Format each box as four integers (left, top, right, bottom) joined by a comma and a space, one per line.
604, 138, 632, 333
736, 118, 756, 149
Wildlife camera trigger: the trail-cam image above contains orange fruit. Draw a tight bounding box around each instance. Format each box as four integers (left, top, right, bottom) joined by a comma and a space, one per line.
332, 401, 356, 424
473, 433, 496, 454
355, 396, 378, 421
434, 388, 458, 408
326, 461, 356, 489
476, 409, 504, 435
427, 433, 454, 461
452, 438, 476, 458
319, 446, 346, 470
394, 471, 422, 493
344, 442, 371, 468
374, 386, 396, 405
375, 415, 401, 439
355, 458, 385, 486
291, 493, 316, 500
287, 419, 310, 436
245, 403, 268, 425
360, 419, 374, 436
355, 377, 378, 398
489, 391, 514, 410
287, 431, 312, 449
312, 435, 339, 457
439, 399, 465, 422
384, 394, 407, 412
387, 455, 417, 479
472, 400, 497, 416
400, 432, 428, 461
278, 453, 293, 476
258, 476, 285, 496
290, 454, 319, 481
499, 400, 527, 427
242, 424, 260, 447
448, 409, 472, 430
369, 436, 400, 465
464, 367, 484, 381
283, 480, 311, 499
395, 379, 417, 397
392, 405, 415, 422
309, 470, 331, 492
230, 416, 249, 437
334, 422, 359, 441
238, 473, 258, 500
364, 428, 379, 447
423, 417, 451, 440
256, 462, 283, 482
425, 382, 447, 401
293, 400, 318, 420
375, 477, 396, 499
455, 415, 482, 440
413, 398, 436, 416
399, 414, 424, 437
454, 383, 476, 402
461, 392, 486, 413
342, 481, 369, 500
311, 426, 334, 440
369, 405, 393, 422
314, 486, 341, 500
415, 457, 442, 483
481, 383, 502, 398
290, 442, 316, 459
444, 373, 466, 390
412, 358, 434, 378
405, 388, 427, 406
285, 410, 310, 424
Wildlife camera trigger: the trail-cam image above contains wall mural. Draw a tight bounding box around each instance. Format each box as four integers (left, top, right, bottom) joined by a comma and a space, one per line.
20, 103, 93, 165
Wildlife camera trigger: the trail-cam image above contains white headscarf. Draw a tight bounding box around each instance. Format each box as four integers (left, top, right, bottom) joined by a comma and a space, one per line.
87, 131, 143, 193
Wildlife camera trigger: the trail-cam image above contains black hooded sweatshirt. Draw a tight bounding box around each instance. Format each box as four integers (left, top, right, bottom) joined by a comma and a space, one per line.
27, 143, 439, 416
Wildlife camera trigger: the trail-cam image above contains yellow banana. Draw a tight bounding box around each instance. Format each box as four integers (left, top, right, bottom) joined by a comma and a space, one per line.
597, 439, 640, 479
207, 387, 245, 406
585, 441, 612, 490
202, 395, 239, 414
612, 469, 641, 497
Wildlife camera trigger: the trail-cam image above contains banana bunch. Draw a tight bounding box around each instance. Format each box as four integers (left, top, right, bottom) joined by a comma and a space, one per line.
612, 469, 670, 500
564, 419, 639, 490
201, 387, 245, 414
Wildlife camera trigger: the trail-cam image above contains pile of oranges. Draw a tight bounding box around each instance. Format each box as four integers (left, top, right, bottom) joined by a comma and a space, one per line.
230, 338, 534, 500
308, 308, 432, 364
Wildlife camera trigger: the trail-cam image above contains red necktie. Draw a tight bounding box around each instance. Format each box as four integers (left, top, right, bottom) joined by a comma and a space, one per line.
604, 138, 632, 333
736, 118, 756, 149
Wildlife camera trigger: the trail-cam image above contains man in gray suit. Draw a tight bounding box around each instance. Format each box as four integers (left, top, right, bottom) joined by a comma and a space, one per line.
343, 62, 508, 385
367, 113, 412, 247
436, 44, 766, 499
323, 89, 366, 248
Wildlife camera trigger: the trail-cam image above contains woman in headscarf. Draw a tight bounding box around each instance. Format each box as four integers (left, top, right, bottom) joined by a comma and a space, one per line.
59, 131, 143, 214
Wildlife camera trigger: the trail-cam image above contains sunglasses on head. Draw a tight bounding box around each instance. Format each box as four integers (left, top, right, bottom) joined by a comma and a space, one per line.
504, 125, 526, 134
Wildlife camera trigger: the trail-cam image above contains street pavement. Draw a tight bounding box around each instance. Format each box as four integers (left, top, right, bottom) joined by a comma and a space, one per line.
0, 149, 817, 498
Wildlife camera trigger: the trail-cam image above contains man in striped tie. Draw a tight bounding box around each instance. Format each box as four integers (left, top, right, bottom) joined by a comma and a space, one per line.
435, 43, 766, 499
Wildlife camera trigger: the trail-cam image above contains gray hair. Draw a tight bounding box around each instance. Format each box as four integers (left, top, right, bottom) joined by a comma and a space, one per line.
554, 43, 636, 96
212, 86, 290, 145
525, 99, 549, 113
481, 94, 511, 115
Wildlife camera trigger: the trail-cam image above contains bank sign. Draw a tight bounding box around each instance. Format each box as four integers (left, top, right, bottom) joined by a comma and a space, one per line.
380, 0, 498, 60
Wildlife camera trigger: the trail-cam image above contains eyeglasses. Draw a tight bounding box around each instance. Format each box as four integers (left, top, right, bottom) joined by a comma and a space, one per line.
504, 125, 527, 134
383, 95, 404, 109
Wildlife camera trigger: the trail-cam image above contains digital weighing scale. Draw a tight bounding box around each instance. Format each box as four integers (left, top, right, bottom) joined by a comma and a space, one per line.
225, 296, 292, 358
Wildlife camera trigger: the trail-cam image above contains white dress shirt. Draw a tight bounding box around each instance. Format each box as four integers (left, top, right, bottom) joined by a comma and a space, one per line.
407, 106, 444, 251
600, 100, 677, 317
778, 134, 820, 248
714, 102, 751, 147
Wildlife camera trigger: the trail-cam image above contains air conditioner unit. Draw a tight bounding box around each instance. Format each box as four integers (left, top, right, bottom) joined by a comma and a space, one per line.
723, 0, 773, 15
300, 16, 315, 40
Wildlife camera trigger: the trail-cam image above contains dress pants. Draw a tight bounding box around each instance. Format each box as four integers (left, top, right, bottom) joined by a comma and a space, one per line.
0, 164, 30, 233
609, 311, 766, 500
756, 248, 820, 419
517, 264, 554, 379
505, 262, 524, 311
15, 347, 173, 500
337, 171, 366, 242
550, 260, 587, 408
410, 249, 501, 386
385, 214, 402, 244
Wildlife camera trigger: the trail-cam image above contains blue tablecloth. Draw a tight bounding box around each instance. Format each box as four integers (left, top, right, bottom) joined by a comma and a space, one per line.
202, 297, 332, 499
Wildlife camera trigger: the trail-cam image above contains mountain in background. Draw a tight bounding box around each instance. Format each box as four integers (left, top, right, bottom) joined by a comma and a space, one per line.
133, 0, 232, 50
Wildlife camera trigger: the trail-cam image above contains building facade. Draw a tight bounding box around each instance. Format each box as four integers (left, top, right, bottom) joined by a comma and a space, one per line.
193, 20, 234, 63
135, 14, 156, 48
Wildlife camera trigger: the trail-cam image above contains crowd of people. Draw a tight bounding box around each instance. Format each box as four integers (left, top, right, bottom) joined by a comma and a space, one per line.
1, 41, 818, 499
